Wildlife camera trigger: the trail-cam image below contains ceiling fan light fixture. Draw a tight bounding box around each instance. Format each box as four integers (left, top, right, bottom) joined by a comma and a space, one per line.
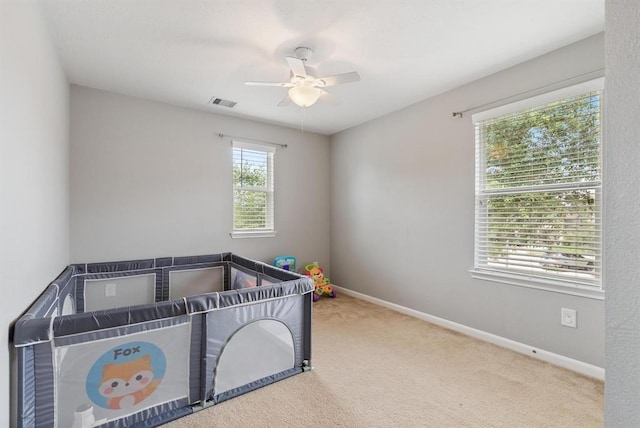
245, 47, 360, 109
288, 85, 321, 107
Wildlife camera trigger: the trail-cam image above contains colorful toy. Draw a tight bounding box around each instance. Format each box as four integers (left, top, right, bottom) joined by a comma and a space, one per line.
302, 262, 336, 302
274, 255, 296, 272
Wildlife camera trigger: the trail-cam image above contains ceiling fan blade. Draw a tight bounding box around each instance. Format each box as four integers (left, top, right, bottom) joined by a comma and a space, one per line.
277, 96, 292, 107
245, 81, 295, 87
319, 90, 342, 106
314, 71, 360, 87
286, 56, 307, 78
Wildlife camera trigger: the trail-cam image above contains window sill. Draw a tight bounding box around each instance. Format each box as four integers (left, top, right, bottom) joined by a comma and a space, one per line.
230, 230, 277, 239
469, 268, 604, 300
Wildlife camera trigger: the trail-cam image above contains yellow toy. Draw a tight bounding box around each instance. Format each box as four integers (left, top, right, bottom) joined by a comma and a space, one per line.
302, 262, 336, 302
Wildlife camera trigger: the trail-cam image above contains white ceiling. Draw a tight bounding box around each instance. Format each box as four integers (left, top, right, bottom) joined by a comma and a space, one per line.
40, 0, 604, 135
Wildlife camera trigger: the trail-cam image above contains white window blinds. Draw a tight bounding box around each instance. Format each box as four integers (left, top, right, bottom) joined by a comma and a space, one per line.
232, 141, 275, 233
473, 79, 603, 290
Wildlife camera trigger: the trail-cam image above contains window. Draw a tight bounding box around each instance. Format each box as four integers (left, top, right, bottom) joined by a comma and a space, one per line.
471, 79, 603, 297
231, 140, 276, 238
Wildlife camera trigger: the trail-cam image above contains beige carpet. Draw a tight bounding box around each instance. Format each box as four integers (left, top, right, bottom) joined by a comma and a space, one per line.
165, 294, 603, 427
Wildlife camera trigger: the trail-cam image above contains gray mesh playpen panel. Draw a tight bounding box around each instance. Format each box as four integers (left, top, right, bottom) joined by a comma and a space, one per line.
230, 266, 258, 289
53, 317, 192, 427
61, 294, 75, 316
214, 319, 295, 396
204, 293, 307, 401
169, 266, 224, 300
84, 274, 156, 312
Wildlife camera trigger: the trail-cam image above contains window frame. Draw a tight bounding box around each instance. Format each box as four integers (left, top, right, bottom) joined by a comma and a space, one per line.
230, 140, 277, 239
469, 78, 604, 300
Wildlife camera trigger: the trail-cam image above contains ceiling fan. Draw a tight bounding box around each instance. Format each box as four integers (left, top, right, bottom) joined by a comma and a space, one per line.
245, 47, 360, 108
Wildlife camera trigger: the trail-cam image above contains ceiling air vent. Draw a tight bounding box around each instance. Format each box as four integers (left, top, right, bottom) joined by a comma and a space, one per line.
208, 96, 237, 108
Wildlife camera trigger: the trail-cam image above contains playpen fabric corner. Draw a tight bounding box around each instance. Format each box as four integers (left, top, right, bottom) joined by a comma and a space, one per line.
14, 253, 314, 428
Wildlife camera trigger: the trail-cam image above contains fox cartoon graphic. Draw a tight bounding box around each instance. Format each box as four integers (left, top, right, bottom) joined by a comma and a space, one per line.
98, 354, 161, 409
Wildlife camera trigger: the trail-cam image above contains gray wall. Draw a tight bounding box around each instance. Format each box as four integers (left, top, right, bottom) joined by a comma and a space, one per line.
330, 34, 605, 367
0, 0, 70, 425
604, 0, 640, 425
70, 86, 331, 270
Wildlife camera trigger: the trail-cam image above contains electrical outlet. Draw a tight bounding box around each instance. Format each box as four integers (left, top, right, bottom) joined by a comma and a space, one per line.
561, 308, 577, 328
105, 283, 117, 297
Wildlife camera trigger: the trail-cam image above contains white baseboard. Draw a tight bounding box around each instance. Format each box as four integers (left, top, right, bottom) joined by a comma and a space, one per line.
331, 285, 605, 381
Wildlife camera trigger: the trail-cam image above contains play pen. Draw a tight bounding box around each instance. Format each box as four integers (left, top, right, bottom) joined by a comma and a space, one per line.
13, 252, 314, 427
